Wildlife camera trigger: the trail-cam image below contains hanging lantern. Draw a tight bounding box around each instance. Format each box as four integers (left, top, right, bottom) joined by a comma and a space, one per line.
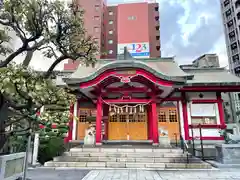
126, 106, 128, 113
114, 106, 116, 113
117, 107, 120, 114
129, 106, 133, 114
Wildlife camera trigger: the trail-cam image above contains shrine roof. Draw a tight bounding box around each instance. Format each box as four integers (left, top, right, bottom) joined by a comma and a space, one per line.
182, 67, 240, 85
64, 58, 192, 84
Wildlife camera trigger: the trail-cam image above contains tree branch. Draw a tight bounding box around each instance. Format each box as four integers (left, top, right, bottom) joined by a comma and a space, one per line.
0, 45, 26, 67
44, 55, 68, 78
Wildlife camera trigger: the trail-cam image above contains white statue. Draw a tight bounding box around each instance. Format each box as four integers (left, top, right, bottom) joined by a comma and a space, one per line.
158, 128, 171, 147
84, 124, 96, 146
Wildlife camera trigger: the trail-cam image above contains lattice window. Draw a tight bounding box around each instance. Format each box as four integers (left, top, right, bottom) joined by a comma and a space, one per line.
137, 114, 146, 122
128, 114, 134, 122
169, 110, 177, 122
79, 109, 90, 122
109, 115, 117, 122
158, 110, 167, 122
119, 114, 127, 122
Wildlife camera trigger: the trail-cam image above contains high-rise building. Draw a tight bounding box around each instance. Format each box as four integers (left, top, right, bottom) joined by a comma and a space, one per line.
64, 0, 161, 70
220, 0, 240, 123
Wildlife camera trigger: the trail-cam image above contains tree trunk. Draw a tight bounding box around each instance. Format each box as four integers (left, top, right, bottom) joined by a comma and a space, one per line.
0, 94, 9, 154
22, 50, 34, 67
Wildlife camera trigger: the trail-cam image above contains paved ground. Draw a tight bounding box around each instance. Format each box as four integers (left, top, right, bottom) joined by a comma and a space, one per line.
27, 169, 240, 180
27, 169, 89, 180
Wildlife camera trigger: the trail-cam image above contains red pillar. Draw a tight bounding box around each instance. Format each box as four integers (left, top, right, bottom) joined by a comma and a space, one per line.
96, 97, 102, 145
151, 101, 158, 144
217, 92, 226, 127
147, 105, 153, 140
182, 92, 189, 140
65, 103, 74, 143
103, 104, 109, 140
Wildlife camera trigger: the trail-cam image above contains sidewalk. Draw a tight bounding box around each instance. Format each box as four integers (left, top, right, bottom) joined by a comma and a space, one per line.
27, 168, 240, 180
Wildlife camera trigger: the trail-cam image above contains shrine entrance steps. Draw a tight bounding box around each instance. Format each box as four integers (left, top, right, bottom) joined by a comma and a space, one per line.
44, 146, 212, 170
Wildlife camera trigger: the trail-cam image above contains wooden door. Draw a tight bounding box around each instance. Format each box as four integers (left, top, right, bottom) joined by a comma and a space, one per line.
128, 113, 148, 140
158, 107, 180, 141
108, 112, 148, 140
77, 108, 93, 140
108, 114, 128, 140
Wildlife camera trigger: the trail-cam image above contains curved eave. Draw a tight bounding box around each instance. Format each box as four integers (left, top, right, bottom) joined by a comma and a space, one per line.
185, 82, 240, 86
63, 61, 193, 85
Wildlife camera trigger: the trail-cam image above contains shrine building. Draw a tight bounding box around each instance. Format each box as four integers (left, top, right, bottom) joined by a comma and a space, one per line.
62, 49, 240, 145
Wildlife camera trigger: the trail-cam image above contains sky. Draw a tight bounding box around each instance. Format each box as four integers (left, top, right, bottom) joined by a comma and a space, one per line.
11, 0, 228, 71
108, 0, 228, 67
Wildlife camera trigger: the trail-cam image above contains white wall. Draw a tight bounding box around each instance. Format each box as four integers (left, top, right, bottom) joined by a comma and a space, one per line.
186, 92, 221, 137
186, 92, 216, 100
189, 129, 221, 138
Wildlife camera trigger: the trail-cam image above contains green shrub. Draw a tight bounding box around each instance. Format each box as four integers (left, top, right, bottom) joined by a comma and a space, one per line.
37, 136, 65, 165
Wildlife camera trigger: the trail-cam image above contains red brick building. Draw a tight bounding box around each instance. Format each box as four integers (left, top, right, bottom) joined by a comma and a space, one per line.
64, 0, 161, 70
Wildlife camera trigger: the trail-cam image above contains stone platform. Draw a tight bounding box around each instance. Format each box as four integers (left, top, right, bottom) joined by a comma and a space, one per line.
44, 146, 212, 170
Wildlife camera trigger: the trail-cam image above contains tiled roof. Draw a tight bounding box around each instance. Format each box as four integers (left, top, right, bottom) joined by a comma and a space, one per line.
66, 58, 191, 84
63, 59, 240, 86
183, 68, 240, 85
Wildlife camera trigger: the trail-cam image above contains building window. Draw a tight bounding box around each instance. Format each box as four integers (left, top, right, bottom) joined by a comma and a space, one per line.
108, 40, 113, 44
231, 42, 237, 50
156, 36, 160, 40
225, 9, 231, 17
155, 16, 159, 21
94, 27, 99, 32
108, 50, 113, 54
233, 54, 239, 63
235, 0, 240, 9
128, 16, 136, 20
224, 0, 230, 7
94, 16, 100, 21
237, 12, 240, 20
109, 20, 113, 24
227, 20, 233, 27
108, 30, 113, 34
169, 110, 178, 122
156, 46, 160, 51
95, 5, 100, 11
109, 11, 113, 15
93, 38, 99, 43
155, 6, 159, 11
158, 110, 167, 122
156, 26, 160, 30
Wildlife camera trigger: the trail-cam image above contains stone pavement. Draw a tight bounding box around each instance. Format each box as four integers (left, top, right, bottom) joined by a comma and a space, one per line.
27, 168, 89, 180
27, 168, 240, 180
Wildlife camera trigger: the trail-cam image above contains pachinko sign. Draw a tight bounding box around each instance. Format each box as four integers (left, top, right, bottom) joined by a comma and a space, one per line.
118, 42, 150, 58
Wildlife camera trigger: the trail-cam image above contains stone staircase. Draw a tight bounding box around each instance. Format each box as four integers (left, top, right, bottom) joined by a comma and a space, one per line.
44, 146, 212, 170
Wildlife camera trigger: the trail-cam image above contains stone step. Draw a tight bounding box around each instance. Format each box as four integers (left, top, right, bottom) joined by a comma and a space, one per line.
44, 161, 212, 169
70, 147, 182, 153
53, 156, 201, 163
68, 152, 189, 158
